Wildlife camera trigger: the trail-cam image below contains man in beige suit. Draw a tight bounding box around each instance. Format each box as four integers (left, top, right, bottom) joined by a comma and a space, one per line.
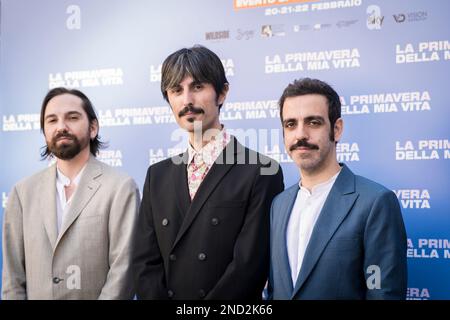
2, 87, 140, 299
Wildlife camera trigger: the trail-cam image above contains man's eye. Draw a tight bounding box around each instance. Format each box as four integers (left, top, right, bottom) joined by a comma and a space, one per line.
284, 121, 295, 128
170, 87, 182, 94
194, 84, 203, 90
309, 120, 321, 126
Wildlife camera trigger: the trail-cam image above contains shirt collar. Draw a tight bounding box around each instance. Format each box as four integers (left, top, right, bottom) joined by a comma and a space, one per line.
187, 126, 231, 166
299, 168, 341, 196
56, 164, 87, 188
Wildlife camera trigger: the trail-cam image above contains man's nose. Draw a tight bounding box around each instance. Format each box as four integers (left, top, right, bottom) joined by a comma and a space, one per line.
55, 119, 69, 132
182, 90, 194, 107
294, 123, 308, 141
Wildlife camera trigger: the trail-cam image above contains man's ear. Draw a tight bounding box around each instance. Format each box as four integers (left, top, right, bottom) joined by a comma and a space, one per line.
90, 119, 99, 140
217, 83, 229, 106
334, 118, 343, 142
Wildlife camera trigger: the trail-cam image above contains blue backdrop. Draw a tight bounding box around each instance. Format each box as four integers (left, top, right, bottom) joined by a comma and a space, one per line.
1, 0, 449, 299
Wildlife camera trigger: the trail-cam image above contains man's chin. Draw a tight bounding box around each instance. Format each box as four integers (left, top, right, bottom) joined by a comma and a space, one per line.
53, 149, 80, 160
181, 119, 204, 130
296, 158, 320, 171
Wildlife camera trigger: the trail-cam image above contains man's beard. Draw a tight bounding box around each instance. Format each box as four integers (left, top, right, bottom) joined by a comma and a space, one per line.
47, 131, 88, 160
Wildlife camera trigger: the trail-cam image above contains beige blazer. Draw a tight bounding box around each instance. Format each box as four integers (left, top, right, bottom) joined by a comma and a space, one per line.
2, 156, 140, 299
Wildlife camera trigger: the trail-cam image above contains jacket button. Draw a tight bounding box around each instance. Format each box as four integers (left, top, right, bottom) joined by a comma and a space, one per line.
199, 289, 206, 298
162, 218, 169, 226
198, 253, 206, 261
168, 290, 174, 299
169, 254, 176, 261
211, 218, 219, 226
52, 277, 62, 284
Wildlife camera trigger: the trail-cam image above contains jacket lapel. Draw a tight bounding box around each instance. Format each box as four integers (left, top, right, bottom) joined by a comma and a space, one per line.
276, 185, 299, 297
41, 164, 58, 250
172, 152, 191, 219
291, 164, 358, 298
55, 157, 102, 248
171, 137, 240, 250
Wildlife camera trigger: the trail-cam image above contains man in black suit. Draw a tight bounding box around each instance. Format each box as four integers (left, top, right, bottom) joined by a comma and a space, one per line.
133, 45, 284, 300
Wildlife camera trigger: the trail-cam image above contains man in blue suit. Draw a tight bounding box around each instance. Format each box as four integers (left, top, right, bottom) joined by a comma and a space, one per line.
268, 78, 407, 299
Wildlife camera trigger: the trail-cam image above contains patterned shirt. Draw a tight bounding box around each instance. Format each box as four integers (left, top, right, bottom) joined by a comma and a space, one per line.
187, 127, 231, 199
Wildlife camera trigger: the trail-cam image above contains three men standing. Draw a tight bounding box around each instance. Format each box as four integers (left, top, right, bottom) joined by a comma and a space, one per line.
2, 49, 407, 301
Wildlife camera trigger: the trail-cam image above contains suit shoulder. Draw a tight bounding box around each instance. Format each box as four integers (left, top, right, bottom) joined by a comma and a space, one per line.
272, 184, 297, 206
95, 159, 136, 186
354, 174, 394, 198
147, 155, 181, 172
13, 165, 54, 191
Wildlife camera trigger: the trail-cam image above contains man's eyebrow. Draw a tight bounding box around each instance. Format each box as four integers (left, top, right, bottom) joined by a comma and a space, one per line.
45, 110, 83, 119
304, 115, 325, 122
66, 111, 82, 116
282, 118, 296, 124
45, 113, 56, 120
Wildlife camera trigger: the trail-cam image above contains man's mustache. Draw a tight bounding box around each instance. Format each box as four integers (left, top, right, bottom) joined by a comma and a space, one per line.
178, 105, 204, 118
289, 139, 319, 152
53, 131, 76, 143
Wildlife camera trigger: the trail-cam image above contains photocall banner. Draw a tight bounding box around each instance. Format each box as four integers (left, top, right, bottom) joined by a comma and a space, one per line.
0, 0, 449, 299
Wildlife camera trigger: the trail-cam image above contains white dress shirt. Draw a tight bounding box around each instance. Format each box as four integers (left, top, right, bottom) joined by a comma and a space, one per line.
287, 170, 341, 285
55, 165, 86, 234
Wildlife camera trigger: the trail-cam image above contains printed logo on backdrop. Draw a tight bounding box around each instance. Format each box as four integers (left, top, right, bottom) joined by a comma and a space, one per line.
337, 142, 359, 162
293, 24, 311, 32
234, 0, 314, 10
149, 64, 162, 82
66, 5, 81, 30
293, 19, 358, 33
336, 19, 358, 29
366, 5, 384, 30
221, 58, 235, 77
393, 189, 431, 210
220, 100, 279, 122
2, 113, 40, 131
396, 40, 450, 64
265, 48, 360, 73
395, 139, 450, 161
261, 24, 285, 38
150, 58, 234, 83
2, 192, 8, 209
98, 150, 123, 167
235, 28, 255, 40
407, 238, 450, 259
49, 68, 123, 88
205, 30, 230, 42
341, 91, 431, 115
393, 11, 427, 24
312, 22, 332, 31
261, 0, 361, 16
259, 141, 360, 164
262, 144, 293, 164
149, 147, 185, 165
98, 106, 175, 127
407, 288, 430, 300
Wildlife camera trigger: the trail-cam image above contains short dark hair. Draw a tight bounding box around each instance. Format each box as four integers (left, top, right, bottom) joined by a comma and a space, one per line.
279, 78, 341, 140
161, 45, 228, 109
40, 87, 106, 159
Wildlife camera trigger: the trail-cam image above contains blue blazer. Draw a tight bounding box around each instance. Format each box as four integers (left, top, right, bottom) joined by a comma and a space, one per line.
268, 164, 407, 299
